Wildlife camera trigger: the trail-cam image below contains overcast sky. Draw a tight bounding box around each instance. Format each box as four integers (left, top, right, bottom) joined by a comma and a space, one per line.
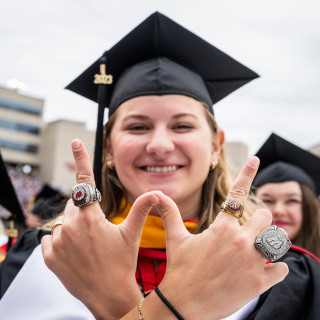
1, 0, 319, 156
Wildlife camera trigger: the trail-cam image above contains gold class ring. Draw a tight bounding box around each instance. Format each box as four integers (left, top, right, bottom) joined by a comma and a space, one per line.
220, 198, 244, 218
51, 221, 63, 235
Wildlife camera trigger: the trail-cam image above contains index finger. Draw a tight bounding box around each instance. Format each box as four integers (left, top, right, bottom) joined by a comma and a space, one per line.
72, 139, 96, 186
71, 139, 101, 214
216, 156, 260, 224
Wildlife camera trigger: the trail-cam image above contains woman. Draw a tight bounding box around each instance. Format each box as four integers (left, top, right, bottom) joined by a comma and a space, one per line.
242, 133, 320, 320
1, 12, 292, 320
253, 133, 320, 258
41, 12, 294, 320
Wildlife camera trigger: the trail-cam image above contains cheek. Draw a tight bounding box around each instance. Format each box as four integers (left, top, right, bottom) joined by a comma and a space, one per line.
112, 136, 142, 159
185, 133, 213, 158
290, 207, 303, 225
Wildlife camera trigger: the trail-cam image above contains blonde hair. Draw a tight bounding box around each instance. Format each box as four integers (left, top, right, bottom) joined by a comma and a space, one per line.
100, 103, 256, 232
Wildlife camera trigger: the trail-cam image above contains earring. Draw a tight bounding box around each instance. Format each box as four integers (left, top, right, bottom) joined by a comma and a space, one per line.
106, 161, 114, 170
210, 161, 218, 171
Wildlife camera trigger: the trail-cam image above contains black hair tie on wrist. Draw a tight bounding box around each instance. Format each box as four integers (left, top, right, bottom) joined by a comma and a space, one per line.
154, 287, 184, 320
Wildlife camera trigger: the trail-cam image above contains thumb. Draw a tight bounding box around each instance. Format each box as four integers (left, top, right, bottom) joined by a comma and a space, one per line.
121, 191, 160, 239
154, 191, 190, 243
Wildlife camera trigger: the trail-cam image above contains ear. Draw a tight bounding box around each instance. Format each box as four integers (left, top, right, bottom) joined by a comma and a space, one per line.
211, 128, 225, 162
105, 138, 114, 162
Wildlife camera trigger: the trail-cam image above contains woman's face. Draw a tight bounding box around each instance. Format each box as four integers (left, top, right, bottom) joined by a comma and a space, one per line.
107, 95, 224, 219
255, 181, 303, 240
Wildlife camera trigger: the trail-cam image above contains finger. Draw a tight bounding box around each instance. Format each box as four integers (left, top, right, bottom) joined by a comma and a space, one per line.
61, 199, 78, 222
216, 156, 260, 224
263, 261, 289, 289
71, 139, 102, 214
50, 215, 64, 238
72, 139, 96, 186
41, 235, 52, 265
154, 191, 190, 243
121, 191, 160, 239
242, 208, 272, 236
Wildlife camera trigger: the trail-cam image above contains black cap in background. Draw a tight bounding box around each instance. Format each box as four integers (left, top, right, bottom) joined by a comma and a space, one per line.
30, 184, 68, 221
66, 11, 259, 189
253, 133, 320, 195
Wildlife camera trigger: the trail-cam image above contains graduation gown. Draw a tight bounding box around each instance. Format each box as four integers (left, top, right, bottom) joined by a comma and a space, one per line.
245, 246, 320, 320
0, 228, 49, 298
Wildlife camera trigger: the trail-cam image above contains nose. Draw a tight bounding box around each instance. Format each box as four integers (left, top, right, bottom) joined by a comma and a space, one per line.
146, 127, 174, 158
271, 201, 286, 219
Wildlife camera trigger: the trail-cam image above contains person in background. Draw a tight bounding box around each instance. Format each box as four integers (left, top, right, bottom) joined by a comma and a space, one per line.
0, 183, 67, 298
26, 184, 68, 228
253, 133, 320, 258
241, 132, 320, 319
0, 152, 26, 261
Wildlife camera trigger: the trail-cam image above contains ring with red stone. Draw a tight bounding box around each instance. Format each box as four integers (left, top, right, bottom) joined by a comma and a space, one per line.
71, 183, 101, 207
255, 225, 291, 262
220, 198, 244, 219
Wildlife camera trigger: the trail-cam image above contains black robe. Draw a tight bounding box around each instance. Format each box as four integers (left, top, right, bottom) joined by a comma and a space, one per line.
245, 247, 320, 320
0, 228, 50, 299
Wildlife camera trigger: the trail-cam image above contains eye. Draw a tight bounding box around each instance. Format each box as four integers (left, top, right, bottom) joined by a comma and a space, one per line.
173, 123, 194, 131
286, 199, 301, 205
261, 199, 273, 205
127, 124, 149, 132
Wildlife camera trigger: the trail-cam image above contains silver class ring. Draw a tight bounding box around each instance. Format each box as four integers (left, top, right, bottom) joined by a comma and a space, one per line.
255, 225, 291, 262
71, 183, 101, 207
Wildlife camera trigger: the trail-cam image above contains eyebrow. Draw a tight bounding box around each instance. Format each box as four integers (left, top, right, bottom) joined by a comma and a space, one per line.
259, 192, 302, 198
123, 113, 197, 121
123, 115, 149, 121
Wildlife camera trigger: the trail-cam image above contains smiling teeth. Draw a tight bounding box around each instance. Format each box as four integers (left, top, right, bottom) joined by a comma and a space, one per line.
145, 165, 178, 173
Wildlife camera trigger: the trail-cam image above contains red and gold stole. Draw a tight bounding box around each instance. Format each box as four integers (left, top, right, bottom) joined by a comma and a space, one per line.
111, 202, 198, 292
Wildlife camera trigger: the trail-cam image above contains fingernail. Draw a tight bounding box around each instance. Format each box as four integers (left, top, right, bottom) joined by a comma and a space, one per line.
72, 139, 81, 151
248, 156, 260, 167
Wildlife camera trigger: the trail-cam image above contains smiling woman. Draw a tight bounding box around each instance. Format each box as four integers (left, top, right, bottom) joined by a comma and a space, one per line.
255, 181, 303, 240
103, 95, 224, 223
253, 133, 320, 258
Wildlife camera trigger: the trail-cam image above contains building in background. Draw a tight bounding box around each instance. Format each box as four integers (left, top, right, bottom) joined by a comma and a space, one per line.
224, 142, 248, 176
41, 119, 95, 192
310, 143, 320, 157
0, 86, 95, 193
0, 85, 44, 176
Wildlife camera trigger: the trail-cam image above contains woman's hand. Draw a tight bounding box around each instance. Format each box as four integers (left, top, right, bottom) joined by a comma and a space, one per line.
41, 139, 159, 320
137, 156, 289, 320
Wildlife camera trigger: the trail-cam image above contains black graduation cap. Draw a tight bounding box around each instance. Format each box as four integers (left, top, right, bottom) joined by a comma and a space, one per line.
66, 11, 259, 189
30, 184, 67, 221
0, 151, 25, 227
253, 133, 320, 195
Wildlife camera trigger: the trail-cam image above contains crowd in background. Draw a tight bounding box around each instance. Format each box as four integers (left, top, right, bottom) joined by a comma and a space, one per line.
0, 168, 41, 219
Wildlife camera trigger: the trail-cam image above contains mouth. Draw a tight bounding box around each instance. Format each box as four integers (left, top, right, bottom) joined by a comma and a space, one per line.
143, 165, 181, 173
273, 221, 290, 227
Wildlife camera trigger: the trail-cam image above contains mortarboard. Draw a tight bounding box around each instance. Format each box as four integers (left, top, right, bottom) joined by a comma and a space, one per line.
30, 184, 67, 221
65, 11, 259, 189
253, 133, 320, 195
